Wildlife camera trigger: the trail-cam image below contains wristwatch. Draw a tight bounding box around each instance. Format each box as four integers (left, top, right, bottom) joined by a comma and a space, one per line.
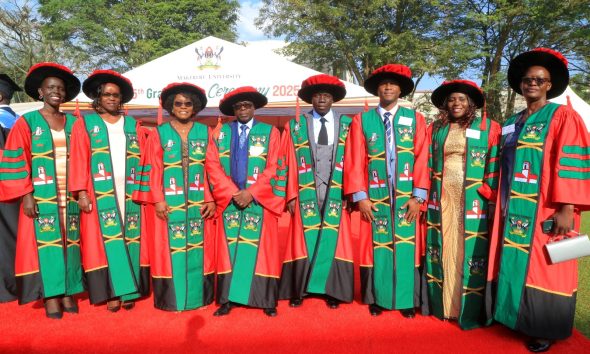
413, 196, 425, 204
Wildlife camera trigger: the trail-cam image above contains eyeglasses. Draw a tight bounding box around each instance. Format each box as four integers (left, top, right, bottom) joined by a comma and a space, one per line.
174, 101, 193, 107
101, 92, 121, 99
233, 102, 253, 110
521, 77, 550, 86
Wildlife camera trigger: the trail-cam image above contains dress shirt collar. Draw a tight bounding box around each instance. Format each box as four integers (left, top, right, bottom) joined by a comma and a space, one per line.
378, 104, 399, 119
311, 109, 334, 123
238, 118, 254, 131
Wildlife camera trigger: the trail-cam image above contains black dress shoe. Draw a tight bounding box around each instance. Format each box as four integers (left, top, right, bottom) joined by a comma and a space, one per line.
213, 303, 233, 317
122, 301, 135, 311
527, 339, 553, 353
326, 298, 340, 309
44, 299, 63, 320
369, 304, 382, 316
107, 299, 121, 313
400, 308, 415, 318
62, 296, 79, 314
289, 298, 303, 307
263, 307, 277, 317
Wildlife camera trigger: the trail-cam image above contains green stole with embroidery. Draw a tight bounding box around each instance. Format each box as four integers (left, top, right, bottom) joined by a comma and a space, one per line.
84, 113, 141, 298
494, 103, 558, 329
426, 117, 495, 329
288, 114, 352, 294
158, 122, 208, 310
19, 111, 83, 297
361, 107, 417, 310
215, 121, 271, 305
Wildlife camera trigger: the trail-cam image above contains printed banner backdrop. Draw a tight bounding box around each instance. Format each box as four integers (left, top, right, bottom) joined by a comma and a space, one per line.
74, 36, 369, 107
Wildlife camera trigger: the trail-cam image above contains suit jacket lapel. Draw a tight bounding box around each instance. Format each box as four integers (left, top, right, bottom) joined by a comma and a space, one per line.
305, 112, 316, 161
331, 113, 341, 168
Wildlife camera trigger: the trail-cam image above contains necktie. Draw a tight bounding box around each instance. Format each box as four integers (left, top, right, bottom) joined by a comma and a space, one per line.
383, 112, 392, 148
239, 124, 248, 149
318, 117, 328, 145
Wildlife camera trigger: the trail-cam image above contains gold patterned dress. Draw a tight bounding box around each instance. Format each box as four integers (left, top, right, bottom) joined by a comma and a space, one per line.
441, 124, 466, 319
51, 128, 68, 236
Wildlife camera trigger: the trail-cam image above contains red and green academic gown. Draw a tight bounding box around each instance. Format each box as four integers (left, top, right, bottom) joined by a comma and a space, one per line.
422, 116, 501, 329
69, 114, 150, 304
279, 115, 354, 302
133, 122, 216, 311
0, 112, 84, 304
206, 120, 286, 309
343, 107, 429, 310
488, 103, 590, 339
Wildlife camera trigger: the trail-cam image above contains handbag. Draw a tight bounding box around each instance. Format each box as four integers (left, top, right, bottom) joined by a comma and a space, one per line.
546, 233, 590, 264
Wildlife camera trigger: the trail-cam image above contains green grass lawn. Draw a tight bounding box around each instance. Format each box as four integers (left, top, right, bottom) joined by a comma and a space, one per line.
576, 212, 590, 337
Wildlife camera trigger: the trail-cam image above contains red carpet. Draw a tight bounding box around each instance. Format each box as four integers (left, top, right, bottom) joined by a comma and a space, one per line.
1, 213, 589, 353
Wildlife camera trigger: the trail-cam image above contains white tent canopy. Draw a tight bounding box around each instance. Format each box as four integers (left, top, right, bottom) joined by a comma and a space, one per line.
75, 36, 368, 107
550, 86, 590, 132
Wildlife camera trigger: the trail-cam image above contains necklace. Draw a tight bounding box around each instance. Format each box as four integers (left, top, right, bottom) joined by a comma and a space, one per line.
172, 121, 193, 135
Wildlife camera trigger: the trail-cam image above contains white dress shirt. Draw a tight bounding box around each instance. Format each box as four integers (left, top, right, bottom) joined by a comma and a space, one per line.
312, 109, 335, 145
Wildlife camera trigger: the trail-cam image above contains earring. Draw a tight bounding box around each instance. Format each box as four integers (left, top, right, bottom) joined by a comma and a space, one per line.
39, 95, 43, 100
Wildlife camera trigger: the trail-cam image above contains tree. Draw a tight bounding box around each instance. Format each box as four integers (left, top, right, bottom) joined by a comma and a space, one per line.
0, 0, 85, 103
256, 0, 471, 99
38, 0, 240, 71
438, 0, 590, 120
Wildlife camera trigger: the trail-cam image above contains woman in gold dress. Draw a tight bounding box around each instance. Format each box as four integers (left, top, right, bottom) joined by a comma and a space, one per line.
422, 80, 501, 329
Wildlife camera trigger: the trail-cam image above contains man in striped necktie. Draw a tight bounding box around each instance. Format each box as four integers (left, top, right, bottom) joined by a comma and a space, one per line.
344, 64, 429, 318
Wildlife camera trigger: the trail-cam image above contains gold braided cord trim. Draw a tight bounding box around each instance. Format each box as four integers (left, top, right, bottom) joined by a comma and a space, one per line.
465, 231, 488, 241
168, 205, 186, 213
465, 178, 483, 189
503, 238, 530, 254
66, 239, 81, 247
171, 248, 186, 255
368, 151, 386, 160
92, 146, 110, 153
433, 172, 442, 180
299, 181, 315, 192
35, 196, 58, 204
187, 242, 204, 251
373, 240, 393, 251
322, 221, 340, 232
238, 236, 258, 248
15, 270, 40, 277
217, 270, 232, 275
126, 152, 140, 158
427, 273, 443, 288
283, 255, 308, 263
126, 239, 140, 245
427, 221, 441, 231
517, 140, 544, 152
32, 150, 53, 158
395, 234, 415, 245
396, 146, 415, 155
330, 181, 343, 189
463, 286, 484, 296
254, 272, 280, 279
394, 190, 412, 197
227, 237, 237, 245
359, 264, 374, 268
84, 265, 109, 273
188, 201, 204, 208
189, 157, 205, 163
95, 189, 115, 199
334, 256, 354, 263
525, 284, 575, 297
303, 223, 321, 231
125, 236, 140, 242
510, 190, 538, 204
204, 270, 215, 275
294, 142, 308, 149
219, 151, 230, 158
37, 239, 63, 249
103, 232, 123, 242
249, 153, 268, 161
151, 275, 173, 279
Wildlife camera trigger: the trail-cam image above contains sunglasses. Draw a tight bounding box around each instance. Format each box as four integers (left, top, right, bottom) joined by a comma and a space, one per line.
233, 102, 253, 110
174, 101, 193, 107
101, 92, 121, 99
521, 77, 550, 86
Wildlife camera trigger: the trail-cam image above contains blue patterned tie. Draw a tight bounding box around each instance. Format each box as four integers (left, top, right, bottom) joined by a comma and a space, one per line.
383, 112, 392, 148
239, 124, 248, 149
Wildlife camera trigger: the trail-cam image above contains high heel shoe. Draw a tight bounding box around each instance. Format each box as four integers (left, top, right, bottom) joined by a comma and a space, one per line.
44, 298, 63, 320
62, 296, 79, 314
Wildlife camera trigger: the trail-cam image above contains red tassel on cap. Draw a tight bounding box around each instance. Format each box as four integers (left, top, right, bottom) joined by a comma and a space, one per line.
74, 99, 81, 119
295, 97, 300, 123
566, 95, 573, 108
364, 97, 369, 112
157, 104, 163, 126
213, 116, 222, 140
480, 103, 487, 131
124, 105, 128, 116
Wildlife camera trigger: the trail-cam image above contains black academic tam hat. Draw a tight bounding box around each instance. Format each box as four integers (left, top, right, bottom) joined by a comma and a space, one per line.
0, 74, 23, 99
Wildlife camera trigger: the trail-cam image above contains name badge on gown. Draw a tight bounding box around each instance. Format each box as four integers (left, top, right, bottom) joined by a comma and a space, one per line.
466, 129, 481, 140
502, 124, 515, 135
398, 116, 413, 126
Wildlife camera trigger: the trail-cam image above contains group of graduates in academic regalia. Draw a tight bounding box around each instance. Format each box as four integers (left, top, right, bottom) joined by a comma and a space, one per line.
0, 46, 588, 353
